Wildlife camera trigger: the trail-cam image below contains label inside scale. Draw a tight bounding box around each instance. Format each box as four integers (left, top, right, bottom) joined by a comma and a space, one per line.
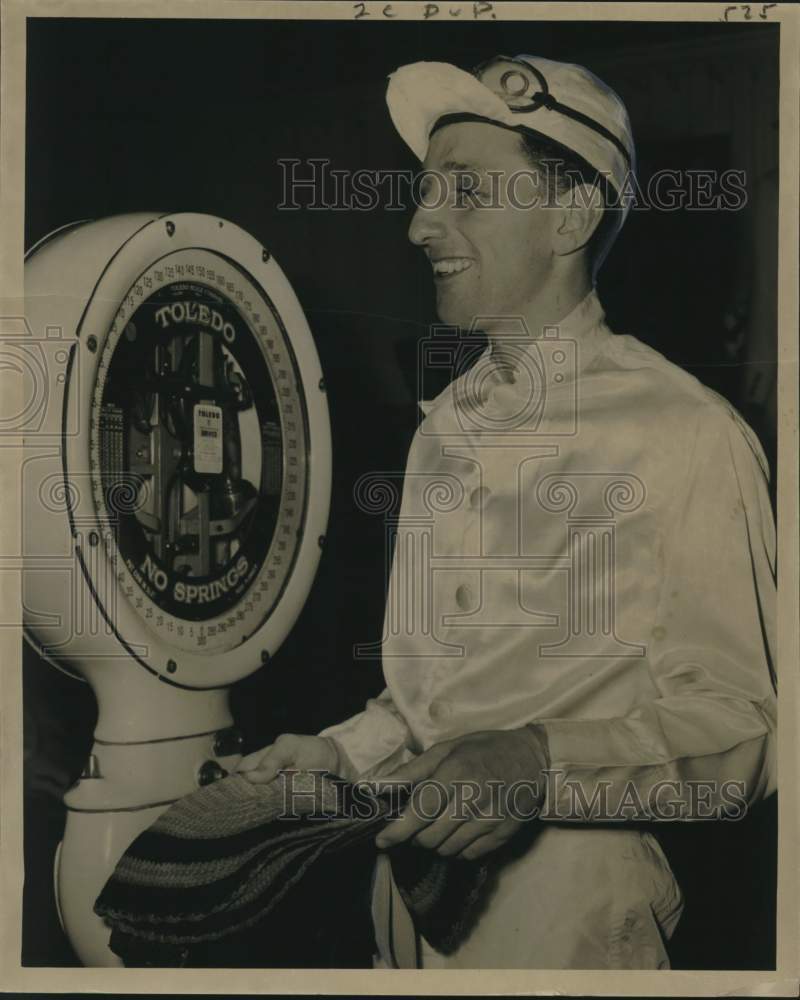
193, 402, 223, 474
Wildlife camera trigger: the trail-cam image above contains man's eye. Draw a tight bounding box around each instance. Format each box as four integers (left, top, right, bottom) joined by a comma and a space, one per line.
455, 184, 481, 206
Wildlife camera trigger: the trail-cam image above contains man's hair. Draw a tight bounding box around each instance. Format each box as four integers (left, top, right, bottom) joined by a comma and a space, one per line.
517, 131, 621, 278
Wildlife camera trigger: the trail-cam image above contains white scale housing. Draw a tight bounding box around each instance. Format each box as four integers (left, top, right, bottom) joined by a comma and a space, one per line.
22, 213, 331, 965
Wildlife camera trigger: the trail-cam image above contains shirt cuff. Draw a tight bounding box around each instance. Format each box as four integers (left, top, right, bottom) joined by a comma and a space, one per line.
319, 703, 412, 781
538, 712, 773, 821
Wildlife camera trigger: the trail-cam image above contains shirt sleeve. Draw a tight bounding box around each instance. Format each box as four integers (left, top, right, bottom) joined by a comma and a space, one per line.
539, 402, 777, 821
319, 687, 414, 781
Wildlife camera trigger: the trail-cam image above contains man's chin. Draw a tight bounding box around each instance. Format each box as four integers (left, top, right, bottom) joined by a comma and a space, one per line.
435, 292, 477, 329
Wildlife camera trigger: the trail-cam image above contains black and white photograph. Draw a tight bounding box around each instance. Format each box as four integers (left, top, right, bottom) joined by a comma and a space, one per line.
1, 1, 798, 993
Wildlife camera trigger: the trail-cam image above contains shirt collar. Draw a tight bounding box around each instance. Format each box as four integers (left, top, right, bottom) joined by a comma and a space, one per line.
548, 287, 606, 344
419, 289, 608, 418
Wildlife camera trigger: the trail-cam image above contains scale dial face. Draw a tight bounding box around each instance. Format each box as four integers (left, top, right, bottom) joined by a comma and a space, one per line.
89, 249, 308, 655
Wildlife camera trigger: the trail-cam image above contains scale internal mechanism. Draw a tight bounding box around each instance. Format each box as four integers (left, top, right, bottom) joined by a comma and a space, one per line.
94, 264, 297, 645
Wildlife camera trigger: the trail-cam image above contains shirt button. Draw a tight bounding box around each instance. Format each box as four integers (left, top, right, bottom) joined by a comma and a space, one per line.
429, 699, 452, 722
455, 584, 473, 610
469, 486, 490, 509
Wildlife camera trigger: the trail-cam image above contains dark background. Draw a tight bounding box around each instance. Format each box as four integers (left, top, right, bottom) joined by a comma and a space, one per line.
23, 15, 779, 969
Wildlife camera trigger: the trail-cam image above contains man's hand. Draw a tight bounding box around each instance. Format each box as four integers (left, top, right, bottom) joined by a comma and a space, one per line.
372, 726, 549, 860
235, 733, 339, 784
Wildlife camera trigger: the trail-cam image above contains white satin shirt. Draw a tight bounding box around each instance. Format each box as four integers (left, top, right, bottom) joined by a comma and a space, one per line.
321, 290, 777, 968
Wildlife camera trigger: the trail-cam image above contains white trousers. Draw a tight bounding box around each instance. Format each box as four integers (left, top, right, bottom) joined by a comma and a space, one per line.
372, 825, 683, 970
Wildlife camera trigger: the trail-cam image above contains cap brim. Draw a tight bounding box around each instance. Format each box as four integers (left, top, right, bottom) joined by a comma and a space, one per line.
386, 62, 515, 162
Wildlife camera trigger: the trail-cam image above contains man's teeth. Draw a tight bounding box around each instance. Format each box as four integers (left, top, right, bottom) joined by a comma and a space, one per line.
432, 258, 473, 276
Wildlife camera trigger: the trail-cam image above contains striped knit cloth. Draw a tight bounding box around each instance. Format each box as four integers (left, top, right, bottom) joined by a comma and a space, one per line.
94, 771, 490, 967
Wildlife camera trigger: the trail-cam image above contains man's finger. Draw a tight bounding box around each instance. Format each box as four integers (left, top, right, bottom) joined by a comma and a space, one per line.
239, 768, 276, 785
375, 808, 430, 848
411, 811, 467, 851
375, 776, 452, 848
434, 818, 497, 857
238, 745, 295, 783
235, 745, 274, 772
458, 819, 520, 860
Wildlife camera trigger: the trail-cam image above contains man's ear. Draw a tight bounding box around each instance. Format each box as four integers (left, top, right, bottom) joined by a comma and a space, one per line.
553, 183, 604, 256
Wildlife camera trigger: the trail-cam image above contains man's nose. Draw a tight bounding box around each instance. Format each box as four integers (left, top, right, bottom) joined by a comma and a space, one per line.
408, 202, 448, 247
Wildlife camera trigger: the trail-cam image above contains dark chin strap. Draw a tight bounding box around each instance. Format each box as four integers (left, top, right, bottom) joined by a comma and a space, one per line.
524, 93, 633, 168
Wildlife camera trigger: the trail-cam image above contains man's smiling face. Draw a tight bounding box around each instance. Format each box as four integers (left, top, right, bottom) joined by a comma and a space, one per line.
409, 121, 560, 328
